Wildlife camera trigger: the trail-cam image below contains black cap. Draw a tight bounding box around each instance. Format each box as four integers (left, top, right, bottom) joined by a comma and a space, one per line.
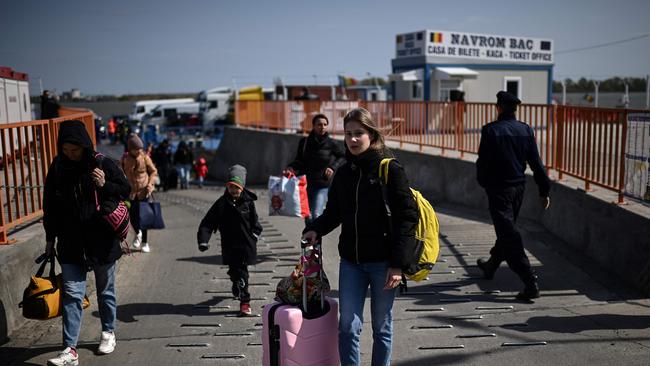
496, 91, 521, 106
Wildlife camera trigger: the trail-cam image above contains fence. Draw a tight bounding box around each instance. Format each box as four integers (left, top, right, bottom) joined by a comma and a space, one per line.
237, 100, 640, 203
0, 108, 95, 244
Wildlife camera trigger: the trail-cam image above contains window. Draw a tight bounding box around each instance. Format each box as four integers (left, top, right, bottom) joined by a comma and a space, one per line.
163, 108, 177, 118
412, 81, 422, 99
136, 106, 145, 113
439, 79, 461, 102
503, 77, 522, 99
152, 110, 162, 117
209, 101, 218, 109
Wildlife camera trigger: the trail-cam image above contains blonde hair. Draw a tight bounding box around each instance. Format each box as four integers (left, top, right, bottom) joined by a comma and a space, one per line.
343, 107, 386, 152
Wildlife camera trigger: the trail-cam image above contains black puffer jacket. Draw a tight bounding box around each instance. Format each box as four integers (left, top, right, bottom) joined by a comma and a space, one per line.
197, 188, 263, 265
305, 149, 418, 269
288, 132, 345, 188
43, 120, 131, 267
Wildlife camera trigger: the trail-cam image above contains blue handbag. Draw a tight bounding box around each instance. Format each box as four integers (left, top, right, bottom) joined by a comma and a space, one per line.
139, 199, 165, 230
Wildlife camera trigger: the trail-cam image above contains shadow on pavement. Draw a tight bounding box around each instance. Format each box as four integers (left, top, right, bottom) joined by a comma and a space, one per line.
519, 313, 650, 333
95, 295, 233, 323
0, 343, 98, 366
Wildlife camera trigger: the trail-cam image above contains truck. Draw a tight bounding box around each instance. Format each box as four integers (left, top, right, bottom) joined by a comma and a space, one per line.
197, 87, 232, 126
130, 98, 194, 122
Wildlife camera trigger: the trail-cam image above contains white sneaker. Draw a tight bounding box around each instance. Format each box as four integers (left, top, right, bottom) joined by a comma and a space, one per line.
141, 243, 150, 253
132, 230, 142, 249
47, 347, 79, 366
98, 331, 116, 354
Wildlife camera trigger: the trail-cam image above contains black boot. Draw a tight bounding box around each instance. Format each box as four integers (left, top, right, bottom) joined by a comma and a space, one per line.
476, 258, 499, 279
516, 275, 540, 300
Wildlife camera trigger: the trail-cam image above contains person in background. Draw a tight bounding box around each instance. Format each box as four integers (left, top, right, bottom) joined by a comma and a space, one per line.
40, 90, 60, 119
121, 133, 158, 253
173, 140, 193, 189
302, 108, 418, 366
284, 113, 345, 224
475, 91, 551, 301
194, 157, 208, 188
107, 118, 117, 145
197, 165, 263, 316
152, 139, 173, 192
43, 120, 130, 366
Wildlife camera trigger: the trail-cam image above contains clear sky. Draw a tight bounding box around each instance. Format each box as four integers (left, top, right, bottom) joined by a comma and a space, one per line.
1, 0, 648, 95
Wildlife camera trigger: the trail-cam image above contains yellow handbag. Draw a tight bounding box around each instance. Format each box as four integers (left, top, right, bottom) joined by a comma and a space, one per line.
19, 254, 90, 320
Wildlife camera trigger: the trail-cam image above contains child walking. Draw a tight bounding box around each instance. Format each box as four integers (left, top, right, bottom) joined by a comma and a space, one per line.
194, 157, 208, 188
197, 164, 263, 315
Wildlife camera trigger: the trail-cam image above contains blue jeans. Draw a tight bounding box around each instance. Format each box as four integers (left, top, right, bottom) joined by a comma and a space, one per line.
176, 164, 191, 188
306, 186, 328, 224
339, 259, 397, 366
61, 261, 117, 348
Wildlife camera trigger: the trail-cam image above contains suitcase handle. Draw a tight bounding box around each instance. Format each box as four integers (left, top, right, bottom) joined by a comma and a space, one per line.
300, 239, 325, 313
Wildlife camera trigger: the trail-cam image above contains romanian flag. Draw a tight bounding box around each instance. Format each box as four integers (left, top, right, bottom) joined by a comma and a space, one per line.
430, 32, 443, 43
338, 75, 357, 87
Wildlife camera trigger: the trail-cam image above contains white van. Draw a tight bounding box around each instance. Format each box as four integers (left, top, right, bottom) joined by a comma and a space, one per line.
141, 102, 200, 126
197, 87, 232, 126
131, 98, 194, 121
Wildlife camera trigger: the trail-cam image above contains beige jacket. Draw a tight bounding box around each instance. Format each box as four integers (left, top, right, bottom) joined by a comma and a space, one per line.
121, 151, 158, 200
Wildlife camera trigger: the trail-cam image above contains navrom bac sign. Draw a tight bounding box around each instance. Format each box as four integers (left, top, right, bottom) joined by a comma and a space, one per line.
396, 30, 553, 64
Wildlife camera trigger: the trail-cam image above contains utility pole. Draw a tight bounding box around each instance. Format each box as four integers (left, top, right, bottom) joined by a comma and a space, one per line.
646, 74, 649, 110
561, 80, 567, 105
623, 79, 630, 109
593, 80, 600, 107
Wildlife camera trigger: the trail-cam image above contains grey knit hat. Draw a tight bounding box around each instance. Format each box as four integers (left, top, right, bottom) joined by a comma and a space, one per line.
127, 133, 143, 150
227, 164, 247, 189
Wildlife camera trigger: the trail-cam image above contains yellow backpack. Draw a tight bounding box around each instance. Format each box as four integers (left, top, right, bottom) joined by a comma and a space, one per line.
379, 158, 440, 282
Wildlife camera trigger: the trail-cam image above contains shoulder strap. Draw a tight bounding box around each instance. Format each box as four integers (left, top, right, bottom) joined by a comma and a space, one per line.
378, 158, 394, 218
378, 158, 394, 185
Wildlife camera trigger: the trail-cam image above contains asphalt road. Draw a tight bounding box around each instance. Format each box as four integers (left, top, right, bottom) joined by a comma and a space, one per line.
2, 184, 649, 365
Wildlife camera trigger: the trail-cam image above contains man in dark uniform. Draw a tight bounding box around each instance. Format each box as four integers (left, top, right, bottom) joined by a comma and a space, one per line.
475, 91, 551, 301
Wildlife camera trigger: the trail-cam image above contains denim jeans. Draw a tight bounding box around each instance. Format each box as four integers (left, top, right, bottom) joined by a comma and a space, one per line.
61, 261, 117, 348
339, 259, 397, 366
176, 164, 191, 188
305, 186, 328, 225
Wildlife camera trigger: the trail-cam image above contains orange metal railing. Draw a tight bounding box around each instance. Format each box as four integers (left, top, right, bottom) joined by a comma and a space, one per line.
236, 100, 639, 203
0, 109, 95, 244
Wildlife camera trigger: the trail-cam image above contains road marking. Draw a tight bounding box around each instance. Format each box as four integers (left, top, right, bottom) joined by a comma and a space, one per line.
411, 325, 453, 329
418, 345, 465, 350
180, 323, 222, 328
201, 353, 246, 359
502, 341, 548, 347
166, 343, 210, 347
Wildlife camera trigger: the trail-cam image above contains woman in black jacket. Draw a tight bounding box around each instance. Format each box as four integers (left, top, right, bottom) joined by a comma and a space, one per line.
285, 113, 345, 223
43, 120, 131, 365
303, 108, 418, 366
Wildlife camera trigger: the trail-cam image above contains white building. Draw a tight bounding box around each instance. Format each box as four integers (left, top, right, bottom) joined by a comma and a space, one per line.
390, 30, 554, 104
0, 66, 32, 123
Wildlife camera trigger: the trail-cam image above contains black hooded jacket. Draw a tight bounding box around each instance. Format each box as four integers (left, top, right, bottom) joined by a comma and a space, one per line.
287, 131, 345, 188
305, 149, 418, 269
43, 120, 131, 266
197, 188, 263, 265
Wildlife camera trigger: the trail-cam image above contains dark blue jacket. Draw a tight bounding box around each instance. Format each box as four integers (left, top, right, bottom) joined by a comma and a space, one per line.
476, 112, 550, 196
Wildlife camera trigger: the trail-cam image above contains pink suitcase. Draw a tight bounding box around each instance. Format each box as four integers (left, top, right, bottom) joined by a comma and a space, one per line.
262, 297, 339, 366
262, 242, 339, 366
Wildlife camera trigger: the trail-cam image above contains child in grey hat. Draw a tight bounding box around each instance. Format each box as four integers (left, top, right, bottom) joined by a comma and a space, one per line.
196, 164, 263, 316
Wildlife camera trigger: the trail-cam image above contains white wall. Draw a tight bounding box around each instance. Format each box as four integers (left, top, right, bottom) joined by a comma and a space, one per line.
462, 69, 549, 104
